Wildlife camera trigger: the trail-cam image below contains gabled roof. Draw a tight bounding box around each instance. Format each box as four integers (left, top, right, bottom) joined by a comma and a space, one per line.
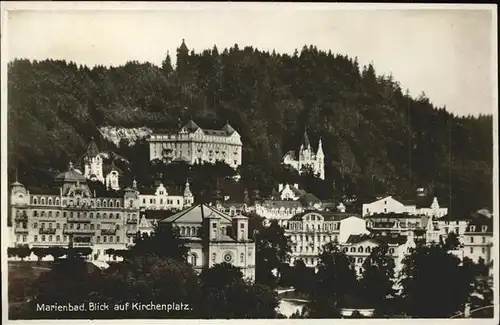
84, 138, 100, 158
160, 204, 234, 224
288, 210, 358, 222
283, 150, 297, 160
345, 233, 407, 246
182, 120, 201, 133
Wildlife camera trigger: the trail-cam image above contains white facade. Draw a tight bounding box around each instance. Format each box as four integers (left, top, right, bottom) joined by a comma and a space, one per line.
362, 196, 448, 218
282, 130, 325, 180
138, 181, 194, 211
338, 216, 370, 244
462, 219, 494, 264
147, 120, 243, 169
255, 200, 304, 227
278, 183, 302, 201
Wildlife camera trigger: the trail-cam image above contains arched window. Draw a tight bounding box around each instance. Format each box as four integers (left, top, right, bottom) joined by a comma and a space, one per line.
90, 213, 93, 218
116, 200, 121, 208
56, 198, 60, 205
56, 235, 60, 242
350, 247, 356, 252
358, 246, 364, 253
96, 213, 100, 219
357, 257, 363, 263
389, 248, 394, 254
103, 200, 107, 208
41, 198, 45, 205
129, 200, 134, 208
190, 254, 198, 266
240, 253, 244, 263
48, 198, 53, 205
48, 211, 53, 217
109, 201, 114, 208
366, 246, 371, 253
33, 197, 38, 205
181, 227, 185, 235
103, 213, 107, 219
97, 200, 101, 207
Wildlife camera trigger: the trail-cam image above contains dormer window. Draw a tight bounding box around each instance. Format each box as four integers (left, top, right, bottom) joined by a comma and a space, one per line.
470, 225, 476, 232
482, 226, 488, 232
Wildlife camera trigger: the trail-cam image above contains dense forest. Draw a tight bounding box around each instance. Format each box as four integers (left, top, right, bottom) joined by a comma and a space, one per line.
7, 40, 493, 215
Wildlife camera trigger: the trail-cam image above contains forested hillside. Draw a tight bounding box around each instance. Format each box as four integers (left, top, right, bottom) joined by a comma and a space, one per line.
7, 40, 493, 215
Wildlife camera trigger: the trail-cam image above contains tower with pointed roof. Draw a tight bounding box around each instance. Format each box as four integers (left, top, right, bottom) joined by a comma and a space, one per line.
282, 128, 325, 180
83, 137, 104, 184
105, 160, 120, 191
183, 180, 194, 207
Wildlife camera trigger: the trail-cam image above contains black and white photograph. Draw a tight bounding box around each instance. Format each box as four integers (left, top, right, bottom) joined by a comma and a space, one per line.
1, 2, 498, 322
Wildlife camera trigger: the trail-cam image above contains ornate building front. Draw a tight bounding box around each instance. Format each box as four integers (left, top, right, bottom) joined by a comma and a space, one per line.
9, 162, 140, 262
282, 129, 325, 180
159, 204, 255, 279
138, 180, 194, 211
147, 120, 243, 168
82, 138, 122, 190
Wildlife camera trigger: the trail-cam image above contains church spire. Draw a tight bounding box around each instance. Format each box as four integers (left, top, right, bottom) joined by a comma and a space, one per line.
302, 128, 311, 149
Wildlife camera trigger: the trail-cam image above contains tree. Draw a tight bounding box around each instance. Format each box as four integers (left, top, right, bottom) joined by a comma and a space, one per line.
444, 231, 461, 251
32, 247, 49, 264
253, 219, 292, 288
128, 223, 189, 261
16, 245, 32, 261
47, 246, 67, 261
400, 244, 475, 318
304, 242, 357, 318
199, 262, 280, 318
359, 244, 396, 316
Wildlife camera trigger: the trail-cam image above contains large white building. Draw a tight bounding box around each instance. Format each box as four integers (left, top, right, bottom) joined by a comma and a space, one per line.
147, 120, 243, 168
138, 181, 194, 211
9, 162, 140, 262
362, 195, 448, 218
282, 129, 325, 180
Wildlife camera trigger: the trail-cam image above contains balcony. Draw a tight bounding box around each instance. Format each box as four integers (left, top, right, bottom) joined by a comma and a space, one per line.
14, 227, 29, 234
101, 229, 117, 235
63, 228, 95, 235
14, 213, 29, 221
39, 228, 57, 235
126, 219, 138, 224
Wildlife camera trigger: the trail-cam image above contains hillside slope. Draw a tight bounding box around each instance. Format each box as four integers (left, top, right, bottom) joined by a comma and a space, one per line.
7, 41, 493, 214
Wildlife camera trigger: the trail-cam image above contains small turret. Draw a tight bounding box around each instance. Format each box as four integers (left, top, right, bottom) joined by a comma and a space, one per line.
184, 180, 193, 197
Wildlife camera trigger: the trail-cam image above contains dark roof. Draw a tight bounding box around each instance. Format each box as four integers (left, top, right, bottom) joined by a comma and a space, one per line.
182, 120, 201, 132
299, 193, 321, 206
436, 214, 470, 221
172, 156, 190, 163
464, 215, 493, 233
260, 200, 303, 209
346, 233, 407, 246
84, 138, 100, 157
302, 129, 311, 148
222, 123, 236, 134
141, 209, 178, 220
366, 212, 423, 219
283, 150, 297, 160
160, 204, 235, 224
55, 164, 87, 184
289, 210, 359, 222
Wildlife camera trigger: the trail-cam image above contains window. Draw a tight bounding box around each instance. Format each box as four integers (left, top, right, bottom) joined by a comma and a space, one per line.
366, 246, 371, 253
482, 226, 488, 232
64, 235, 68, 242
109, 236, 113, 243
63, 223, 67, 229
56, 235, 60, 242
34, 235, 38, 242
22, 235, 27, 242
470, 237, 474, 243
33, 222, 38, 228
96, 236, 100, 243
116, 236, 120, 242
56, 223, 60, 229
470, 226, 476, 232
103, 236, 107, 243
357, 257, 363, 263
350, 247, 356, 252
482, 247, 486, 254
240, 223, 244, 229
482, 237, 486, 243
34, 211, 38, 217
97, 224, 100, 230
358, 246, 364, 253
49, 223, 53, 229
48, 235, 53, 242
212, 253, 216, 262
470, 247, 474, 254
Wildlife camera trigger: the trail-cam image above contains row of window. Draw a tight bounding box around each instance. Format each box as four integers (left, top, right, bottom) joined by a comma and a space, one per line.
469, 236, 488, 244
210, 252, 246, 263
142, 198, 182, 205
33, 222, 122, 231
29, 234, 122, 243
178, 226, 200, 237
291, 234, 338, 242
288, 223, 340, 232
469, 247, 488, 254
32, 197, 127, 208
31, 210, 137, 220
469, 225, 489, 232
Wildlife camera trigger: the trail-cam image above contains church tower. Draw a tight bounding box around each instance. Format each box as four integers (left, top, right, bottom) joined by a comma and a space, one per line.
316, 137, 325, 180
299, 129, 312, 170
83, 137, 104, 184
183, 179, 194, 207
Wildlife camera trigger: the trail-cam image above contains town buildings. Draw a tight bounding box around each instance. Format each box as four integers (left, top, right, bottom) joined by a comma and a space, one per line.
159, 204, 256, 279
282, 129, 325, 180
362, 194, 448, 218
9, 162, 140, 262
82, 138, 122, 191
285, 209, 367, 267
138, 180, 194, 211
147, 120, 243, 169
462, 215, 494, 265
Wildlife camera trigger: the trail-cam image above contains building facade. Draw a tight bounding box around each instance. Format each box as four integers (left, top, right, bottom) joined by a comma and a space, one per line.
82, 138, 122, 191
362, 195, 448, 218
282, 130, 325, 180
285, 210, 364, 267
147, 120, 243, 169
462, 216, 494, 264
9, 163, 140, 262
159, 204, 256, 279
138, 181, 194, 211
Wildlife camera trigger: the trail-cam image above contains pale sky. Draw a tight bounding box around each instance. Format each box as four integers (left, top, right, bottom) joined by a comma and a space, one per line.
3, 3, 497, 116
